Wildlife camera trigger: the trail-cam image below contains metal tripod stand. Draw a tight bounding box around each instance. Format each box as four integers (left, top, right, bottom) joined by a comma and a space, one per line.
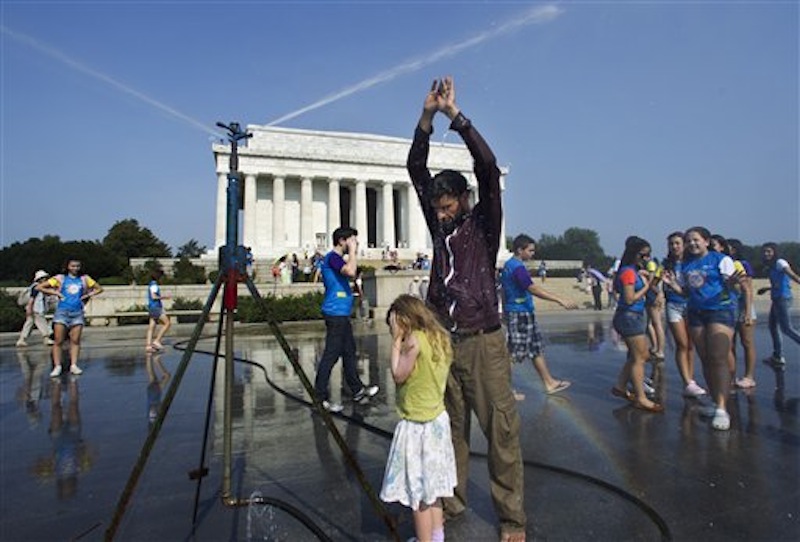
104, 122, 398, 541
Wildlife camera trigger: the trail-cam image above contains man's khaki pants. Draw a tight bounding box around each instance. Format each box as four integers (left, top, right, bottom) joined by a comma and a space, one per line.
443, 328, 526, 535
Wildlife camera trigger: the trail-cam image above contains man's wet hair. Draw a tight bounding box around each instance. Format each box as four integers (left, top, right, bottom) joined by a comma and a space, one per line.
430, 169, 468, 200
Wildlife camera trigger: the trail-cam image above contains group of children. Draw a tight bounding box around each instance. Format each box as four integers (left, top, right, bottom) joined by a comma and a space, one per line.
15, 260, 172, 377
610, 228, 800, 431
19, 259, 105, 378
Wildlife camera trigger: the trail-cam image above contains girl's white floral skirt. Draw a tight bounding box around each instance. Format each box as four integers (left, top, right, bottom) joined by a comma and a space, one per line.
380, 410, 457, 511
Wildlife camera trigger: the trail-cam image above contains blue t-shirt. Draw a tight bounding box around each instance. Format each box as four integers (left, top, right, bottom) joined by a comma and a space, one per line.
663, 259, 687, 305
614, 265, 646, 313
320, 251, 353, 316
147, 280, 162, 311
768, 259, 793, 300
501, 257, 534, 313
681, 251, 735, 311
57, 275, 86, 312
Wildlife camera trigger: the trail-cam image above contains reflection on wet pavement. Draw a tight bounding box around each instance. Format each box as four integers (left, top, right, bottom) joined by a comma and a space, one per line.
1, 313, 798, 541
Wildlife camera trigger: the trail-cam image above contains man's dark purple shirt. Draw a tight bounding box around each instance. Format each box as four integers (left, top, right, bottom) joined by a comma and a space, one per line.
407, 112, 503, 332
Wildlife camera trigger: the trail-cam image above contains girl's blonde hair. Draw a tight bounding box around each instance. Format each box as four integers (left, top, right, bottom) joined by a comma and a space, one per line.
386, 294, 452, 363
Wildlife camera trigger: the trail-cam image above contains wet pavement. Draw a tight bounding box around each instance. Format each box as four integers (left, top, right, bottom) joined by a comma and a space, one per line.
1, 312, 798, 541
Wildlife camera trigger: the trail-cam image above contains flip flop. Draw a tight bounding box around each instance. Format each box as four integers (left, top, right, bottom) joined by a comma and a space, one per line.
611, 386, 635, 402
633, 401, 664, 413
546, 380, 571, 395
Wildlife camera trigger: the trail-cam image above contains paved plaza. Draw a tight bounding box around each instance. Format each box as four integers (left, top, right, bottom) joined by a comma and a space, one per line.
0, 312, 798, 541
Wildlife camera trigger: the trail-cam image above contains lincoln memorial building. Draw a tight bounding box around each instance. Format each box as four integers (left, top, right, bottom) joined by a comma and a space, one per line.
211, 124, 509, 260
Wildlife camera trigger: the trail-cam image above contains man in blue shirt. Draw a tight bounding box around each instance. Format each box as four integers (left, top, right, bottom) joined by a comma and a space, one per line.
314, 226, 378, 412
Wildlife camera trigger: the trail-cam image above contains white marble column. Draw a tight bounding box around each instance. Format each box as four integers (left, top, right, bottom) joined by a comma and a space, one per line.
498, 176, 509, 260
243, 174, 257, 248
381, 181, 395, 248
396, 185, 408, 247
355, 180, 368, 240
407, 184, 426, 251
327, 178, 340, 235
215, 172, 227, 249
272, 176, 285, 252
300, 177, 313, 249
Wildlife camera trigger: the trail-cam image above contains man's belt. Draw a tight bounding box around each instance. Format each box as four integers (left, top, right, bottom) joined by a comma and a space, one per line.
451, 323, 502, 341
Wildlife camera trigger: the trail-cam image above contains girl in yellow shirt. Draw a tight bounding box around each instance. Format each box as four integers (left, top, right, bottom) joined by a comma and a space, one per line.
380, 294, 456, 542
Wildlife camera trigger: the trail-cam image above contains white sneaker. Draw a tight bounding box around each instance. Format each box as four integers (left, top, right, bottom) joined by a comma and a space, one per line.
683, 381, 707, 398
642, 379, 655, 396
44, 338, 55, 346
49, 365, 62, 378
711, 409, 731, 431
322, 400, 343, 413
69, 365, 83, 376
353, 385, 379, 403
15, 340, 28, 347
763, 355, 786, 367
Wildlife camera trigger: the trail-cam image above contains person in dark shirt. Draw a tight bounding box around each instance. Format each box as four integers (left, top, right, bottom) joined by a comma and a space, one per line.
406, 76, 526, 542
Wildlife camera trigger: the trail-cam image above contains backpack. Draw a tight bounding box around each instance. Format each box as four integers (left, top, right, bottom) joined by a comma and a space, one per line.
16, 286, 33, 307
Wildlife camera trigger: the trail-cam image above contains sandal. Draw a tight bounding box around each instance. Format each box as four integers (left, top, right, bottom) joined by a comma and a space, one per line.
546, 380, 571, 395
611, 387, 634, 402
633, 401, 664, 413
735, 377, 756, 389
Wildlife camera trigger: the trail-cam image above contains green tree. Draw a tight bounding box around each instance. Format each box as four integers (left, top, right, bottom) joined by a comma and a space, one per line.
0, 235, 122, 282
176, 239, 207, 258
172, 256, 207, 284
534, 228, 611, 269
563, 227, 606, 266
128, 258, 166, 285
103, 219, 172, 268
536, 233, 569, 260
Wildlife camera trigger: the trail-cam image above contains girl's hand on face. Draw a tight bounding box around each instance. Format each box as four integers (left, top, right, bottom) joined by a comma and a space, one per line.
388, 312, 403, 341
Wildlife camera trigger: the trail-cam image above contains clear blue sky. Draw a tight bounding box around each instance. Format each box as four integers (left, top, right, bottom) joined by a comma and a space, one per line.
2, 1, 797, 258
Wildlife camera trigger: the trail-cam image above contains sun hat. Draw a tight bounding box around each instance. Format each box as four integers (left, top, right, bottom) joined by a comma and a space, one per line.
33, 270, 49, 281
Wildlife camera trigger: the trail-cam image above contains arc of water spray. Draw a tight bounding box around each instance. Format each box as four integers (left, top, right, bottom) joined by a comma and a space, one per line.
267, 4, 564, 127
1, 25, 219, 137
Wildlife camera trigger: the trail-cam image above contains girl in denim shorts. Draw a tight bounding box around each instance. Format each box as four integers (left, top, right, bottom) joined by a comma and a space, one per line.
37, 259, 103, 378
662, 227, 742, 431
610, 237, 663, 413
663, 232, 707, 398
